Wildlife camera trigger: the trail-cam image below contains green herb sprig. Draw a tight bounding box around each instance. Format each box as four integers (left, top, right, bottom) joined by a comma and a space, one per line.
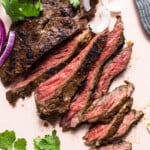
0, 0, 43, 22
0, 130, 26, 150
34, 130, 60, 150
69, 0, 80, 9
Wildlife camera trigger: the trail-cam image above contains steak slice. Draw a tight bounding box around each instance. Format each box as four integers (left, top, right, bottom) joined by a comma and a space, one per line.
103, 110, 144, 144
0, 0, 98, 86
82, 81, 134, 123
94, 43, 133, 100
60, 17, 125, 130
83, 99, 133, 146
6, 29, 94, 105
35, 32, 107, 123
91, 141, 132, 150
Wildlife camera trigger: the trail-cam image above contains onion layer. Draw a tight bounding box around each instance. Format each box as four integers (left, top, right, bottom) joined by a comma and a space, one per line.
102, 0, 121, 15
0, 31, 15, 67
83, 0, 91, 11
89, 6, 111, 34
0, 18, 6, 53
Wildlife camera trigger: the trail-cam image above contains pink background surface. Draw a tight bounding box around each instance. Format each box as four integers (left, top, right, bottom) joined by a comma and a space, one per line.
0, 0, 150, 149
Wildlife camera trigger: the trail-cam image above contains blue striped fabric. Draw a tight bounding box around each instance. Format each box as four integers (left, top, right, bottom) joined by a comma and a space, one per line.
135, 0, 150, 35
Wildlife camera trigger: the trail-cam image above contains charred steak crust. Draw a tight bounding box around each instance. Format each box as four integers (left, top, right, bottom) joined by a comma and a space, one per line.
35, 33, 107, 123
0, 0, 98, 86
6, 29, 94, 105
60, 18, 125, 130
83, 98, 133, 146
91, 141, 132, 150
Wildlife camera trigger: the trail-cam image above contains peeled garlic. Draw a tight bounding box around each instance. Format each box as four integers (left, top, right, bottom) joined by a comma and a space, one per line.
83, 0, 91, 11
102, 0, 121, 15
89, 6, 111, 34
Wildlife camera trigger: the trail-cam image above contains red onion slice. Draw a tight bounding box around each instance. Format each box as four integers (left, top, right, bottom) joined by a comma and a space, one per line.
0, 30, 15, 67
0, 18, 6, 53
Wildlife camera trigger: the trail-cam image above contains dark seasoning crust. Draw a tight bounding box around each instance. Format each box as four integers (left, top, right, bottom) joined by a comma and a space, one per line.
0, 0, 144, 150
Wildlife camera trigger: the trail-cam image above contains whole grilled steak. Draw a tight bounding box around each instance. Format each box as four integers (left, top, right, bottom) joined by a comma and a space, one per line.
94, 43, 133, 100
60, 18, 125, 130
0, 0, 98, 86
103, 110, 144, 144
35, 33, 107, 123
6, 29, 94, 105
82, 81, 134, 123
91, 141, 132, 150
83, 99, 133, 146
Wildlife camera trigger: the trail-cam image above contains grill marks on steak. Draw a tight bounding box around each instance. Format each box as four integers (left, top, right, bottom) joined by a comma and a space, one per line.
0, 0, 98, 86
82, 81, 134, 123
83, 99, 133, 146
94, 43, 133, 100
35, 33, 107, 122
91, 141, 132, 150
60, 18, 124, 130
6, 29, 94, 105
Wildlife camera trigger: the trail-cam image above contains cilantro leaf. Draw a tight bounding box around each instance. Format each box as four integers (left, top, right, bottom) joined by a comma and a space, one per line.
0, 130, 16, 150
0, 130, 27, 150
34, 130, 60, 150
69, 0, 80, 9
0, 0, 43, 22
14, 138, 27, 150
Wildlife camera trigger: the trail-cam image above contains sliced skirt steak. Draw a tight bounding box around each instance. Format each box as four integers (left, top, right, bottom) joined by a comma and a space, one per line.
35, 32, 107, 123
83, 99, 133, 146
82, 81, 134, 123
6, 29, 94, 105
60, 17, 124, 130
94, 43, 133, 100
103, 110, 144, 144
